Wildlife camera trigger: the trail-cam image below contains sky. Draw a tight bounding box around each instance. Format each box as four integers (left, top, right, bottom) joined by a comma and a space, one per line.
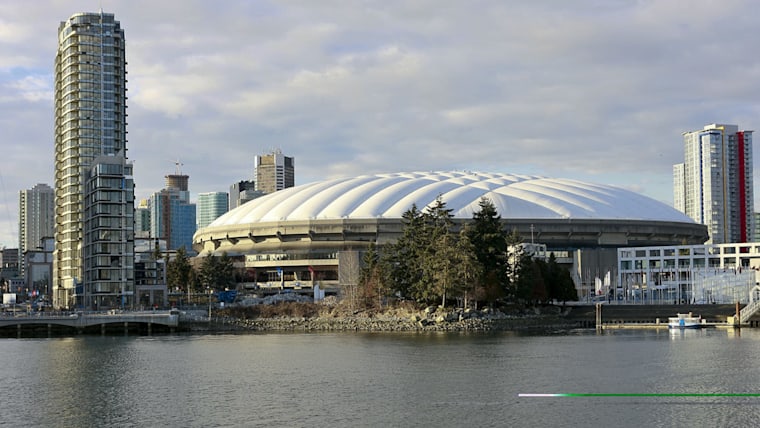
2, 0, 760, 248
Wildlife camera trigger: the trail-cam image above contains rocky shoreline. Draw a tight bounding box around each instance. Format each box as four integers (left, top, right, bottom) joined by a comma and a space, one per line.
182, 306, 583, 333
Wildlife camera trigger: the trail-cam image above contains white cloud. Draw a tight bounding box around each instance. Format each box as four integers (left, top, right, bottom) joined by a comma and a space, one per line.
6, 75, 52, 102
2, 0, 760, 246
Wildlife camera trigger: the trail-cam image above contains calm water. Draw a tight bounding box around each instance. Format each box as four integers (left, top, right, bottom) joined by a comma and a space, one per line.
3, 328, 760, 427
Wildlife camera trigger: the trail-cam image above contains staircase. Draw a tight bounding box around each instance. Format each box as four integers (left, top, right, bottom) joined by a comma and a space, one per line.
739, 299, 760, 324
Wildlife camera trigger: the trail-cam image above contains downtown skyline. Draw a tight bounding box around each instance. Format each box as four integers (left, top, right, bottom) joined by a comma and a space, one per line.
2, 0, 760, 248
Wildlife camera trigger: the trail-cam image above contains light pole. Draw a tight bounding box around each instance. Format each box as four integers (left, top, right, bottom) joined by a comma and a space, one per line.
207, 287, 212, 322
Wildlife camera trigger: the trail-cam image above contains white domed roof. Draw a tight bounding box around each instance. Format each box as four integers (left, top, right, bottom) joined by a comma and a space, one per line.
210, 171, 694, 227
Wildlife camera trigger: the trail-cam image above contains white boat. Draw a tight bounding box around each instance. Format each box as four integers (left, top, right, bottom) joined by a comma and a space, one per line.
668, 313, 702, 329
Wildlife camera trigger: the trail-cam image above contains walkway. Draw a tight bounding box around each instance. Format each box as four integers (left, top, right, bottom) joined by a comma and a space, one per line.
0, 310, 179, 330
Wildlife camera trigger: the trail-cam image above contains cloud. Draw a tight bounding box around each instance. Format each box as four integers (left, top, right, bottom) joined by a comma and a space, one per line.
2, 0, 760, 247
5, 75, 52, 102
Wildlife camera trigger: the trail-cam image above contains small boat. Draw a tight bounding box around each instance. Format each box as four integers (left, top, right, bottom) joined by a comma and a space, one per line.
668, 312, 702, 329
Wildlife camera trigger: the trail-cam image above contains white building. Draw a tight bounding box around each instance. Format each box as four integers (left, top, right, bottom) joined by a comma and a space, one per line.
53, 12, 130, 308
674, 124, 754, 244
618, 242, 760, 305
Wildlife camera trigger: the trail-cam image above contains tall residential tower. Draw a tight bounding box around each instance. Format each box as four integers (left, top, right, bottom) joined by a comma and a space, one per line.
674, 124, 754, 244
53, 12, 133, 308
18, 183, 55, 277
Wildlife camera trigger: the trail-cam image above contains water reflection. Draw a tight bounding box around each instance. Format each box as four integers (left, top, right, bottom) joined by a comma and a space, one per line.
29, 338, 140, 427
3, 332, 760, 427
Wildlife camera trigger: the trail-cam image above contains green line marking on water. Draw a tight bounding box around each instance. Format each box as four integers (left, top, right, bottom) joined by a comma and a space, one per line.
518, 393, 760, 397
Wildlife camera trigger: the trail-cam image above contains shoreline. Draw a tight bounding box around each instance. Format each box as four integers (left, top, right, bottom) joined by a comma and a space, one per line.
183, 313, 582, 333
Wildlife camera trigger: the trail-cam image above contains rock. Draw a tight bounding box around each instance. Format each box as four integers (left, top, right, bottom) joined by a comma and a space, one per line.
424, 306, 437, 314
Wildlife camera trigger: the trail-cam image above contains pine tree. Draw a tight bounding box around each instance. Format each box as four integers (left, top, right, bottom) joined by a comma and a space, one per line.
420, 196, 455, 305
468, 197, 506, 304
504, 228, 525, 300
384, 204, 425, 300
454, 225, 483, 308
166, 246, 193, 293
198, 251, 235, 291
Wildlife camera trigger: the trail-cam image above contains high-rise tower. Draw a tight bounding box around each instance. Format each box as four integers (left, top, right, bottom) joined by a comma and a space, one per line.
255, 149, 294, 194
18, 183, 55, 278
197, 192, 229, 229
53, 12, 131, 308
148, 172, 196, 253
229, 180, 263, 209
674, 124, 754, 244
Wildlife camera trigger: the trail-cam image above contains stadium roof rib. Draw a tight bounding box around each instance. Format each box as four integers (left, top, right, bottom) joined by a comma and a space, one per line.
208, 171, 695, 227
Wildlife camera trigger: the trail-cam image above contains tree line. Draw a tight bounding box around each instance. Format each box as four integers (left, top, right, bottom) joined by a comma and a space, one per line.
163, 246, 236, 294
357, 196, 577, 308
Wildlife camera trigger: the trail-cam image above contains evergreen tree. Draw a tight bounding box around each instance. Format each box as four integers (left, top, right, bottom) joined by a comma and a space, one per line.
198, 252, 218, 289
166, 246, 193, 292
530, 259, 549, 303
454, 225, 483, 308
384, 204, 425, 299
554, 262, 579, 303
418, 196, 455, 305
468, 197, 507, 304
428, 230, 457, 306
537, 253, 578, 303
543, 253, 560, 300
217, 252, 235, 289
504, 229, 525, 300
198, 251, 235, 290
513, 251, 536, 302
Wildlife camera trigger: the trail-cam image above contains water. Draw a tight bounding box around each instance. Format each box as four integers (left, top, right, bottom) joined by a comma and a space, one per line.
3, 328, 760, 427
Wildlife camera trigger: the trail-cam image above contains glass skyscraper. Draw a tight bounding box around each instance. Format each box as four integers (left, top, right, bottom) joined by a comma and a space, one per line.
149, 174, 196, 254
53, 12, 132, 308
197, 192, 229, 229
674, 124, 754, 244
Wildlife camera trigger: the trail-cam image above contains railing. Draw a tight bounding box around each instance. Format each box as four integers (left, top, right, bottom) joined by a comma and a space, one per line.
0, 310, 179, 328
739, 299, 760, 324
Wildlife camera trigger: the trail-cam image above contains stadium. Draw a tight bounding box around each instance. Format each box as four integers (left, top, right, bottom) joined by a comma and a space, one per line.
192, 171, 708, 293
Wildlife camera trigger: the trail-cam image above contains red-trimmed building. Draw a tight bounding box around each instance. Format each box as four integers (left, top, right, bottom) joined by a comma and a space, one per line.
674, 124, 754, 244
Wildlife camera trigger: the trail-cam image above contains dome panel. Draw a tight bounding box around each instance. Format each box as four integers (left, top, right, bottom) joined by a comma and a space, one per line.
207, 171, 695, 227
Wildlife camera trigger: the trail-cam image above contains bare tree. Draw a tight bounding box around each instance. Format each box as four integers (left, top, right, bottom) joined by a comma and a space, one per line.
339, 249, 362, 311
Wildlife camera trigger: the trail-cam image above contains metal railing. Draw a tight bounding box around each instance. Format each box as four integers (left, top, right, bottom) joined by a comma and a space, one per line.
739, 299, 760, 324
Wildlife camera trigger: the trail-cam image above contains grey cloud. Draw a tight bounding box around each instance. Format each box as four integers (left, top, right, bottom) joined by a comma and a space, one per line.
1, 0, 760, 246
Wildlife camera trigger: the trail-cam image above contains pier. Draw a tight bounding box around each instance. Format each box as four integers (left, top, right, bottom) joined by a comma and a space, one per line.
565, 303, 760, 329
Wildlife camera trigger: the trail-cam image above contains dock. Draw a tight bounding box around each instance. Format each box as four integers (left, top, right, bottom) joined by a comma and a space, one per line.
564, 304, 760, 329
